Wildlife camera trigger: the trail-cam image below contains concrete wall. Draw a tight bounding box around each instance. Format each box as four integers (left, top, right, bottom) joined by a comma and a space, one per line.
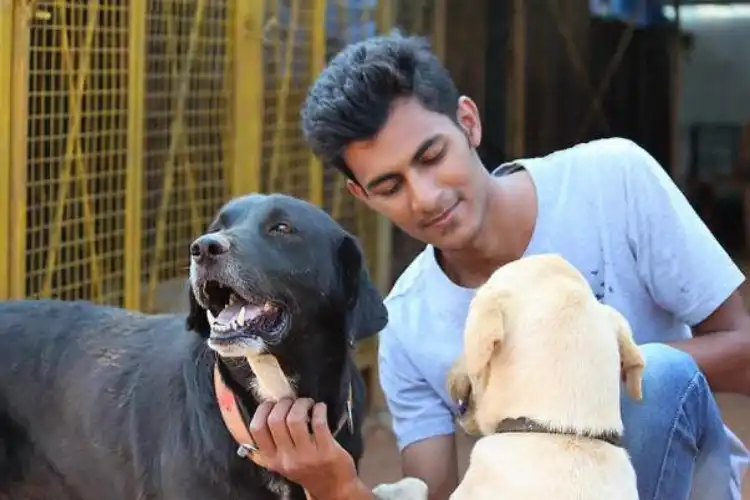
675, 6, 750, 183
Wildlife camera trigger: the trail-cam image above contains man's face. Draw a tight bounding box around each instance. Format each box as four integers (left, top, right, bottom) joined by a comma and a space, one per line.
343, 96, 488, 250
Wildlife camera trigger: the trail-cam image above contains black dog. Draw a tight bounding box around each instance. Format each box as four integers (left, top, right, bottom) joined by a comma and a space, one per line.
0, 193, 388, 499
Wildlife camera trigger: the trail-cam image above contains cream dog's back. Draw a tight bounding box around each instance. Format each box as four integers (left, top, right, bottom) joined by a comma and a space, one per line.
452, 434, 638, 499
448, 253, 644, 500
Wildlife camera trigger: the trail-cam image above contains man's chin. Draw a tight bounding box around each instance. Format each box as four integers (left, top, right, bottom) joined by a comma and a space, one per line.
426, 224, 477, 252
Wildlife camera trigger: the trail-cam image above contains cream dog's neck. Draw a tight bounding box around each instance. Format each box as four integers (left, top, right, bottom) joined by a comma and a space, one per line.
473, 352, 626, 438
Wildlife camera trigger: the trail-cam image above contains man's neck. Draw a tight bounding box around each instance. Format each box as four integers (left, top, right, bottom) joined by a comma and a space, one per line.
439, 170, 536, 288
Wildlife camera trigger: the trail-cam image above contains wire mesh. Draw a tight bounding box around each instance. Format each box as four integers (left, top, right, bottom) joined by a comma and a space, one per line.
140, 0, 233, 310
393, 0, 437, 40
25, 0, 130, 305
8, 0, 442, 310
260, 0, 315, 200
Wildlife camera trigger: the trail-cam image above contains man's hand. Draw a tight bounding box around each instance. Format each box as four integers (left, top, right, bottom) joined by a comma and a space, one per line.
248, 398, 372, 500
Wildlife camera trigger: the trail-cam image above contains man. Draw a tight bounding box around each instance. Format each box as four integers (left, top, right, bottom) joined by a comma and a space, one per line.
246, 33, 750, 499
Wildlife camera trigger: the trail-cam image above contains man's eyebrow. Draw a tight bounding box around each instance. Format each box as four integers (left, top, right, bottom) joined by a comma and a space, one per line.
410, 135, 441, 163
364, 135, 442, 191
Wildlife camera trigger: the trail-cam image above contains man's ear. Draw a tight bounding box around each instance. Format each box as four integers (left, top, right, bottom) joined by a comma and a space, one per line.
345, 179, 367, 202
338, 235, 388, 342
602, 304, 645, 401
186, 281, 211, 338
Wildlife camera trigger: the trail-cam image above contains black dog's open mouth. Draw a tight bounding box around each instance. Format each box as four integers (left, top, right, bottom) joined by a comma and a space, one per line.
201, 280, 289, 343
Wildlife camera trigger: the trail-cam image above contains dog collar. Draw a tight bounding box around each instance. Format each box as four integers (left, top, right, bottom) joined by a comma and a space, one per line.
495, 417, 624, 448
213, 363, 354, 468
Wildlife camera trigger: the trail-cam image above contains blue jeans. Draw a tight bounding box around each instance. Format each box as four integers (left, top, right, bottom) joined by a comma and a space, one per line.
622, 343, 732, 500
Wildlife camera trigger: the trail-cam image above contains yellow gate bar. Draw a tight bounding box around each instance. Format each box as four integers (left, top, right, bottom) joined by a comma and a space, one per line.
377, 0, 394, 33
230, 0, 264, 196
125, 0, 147, 311
307, 0, 326, 207
0, 0, 13, 300
9, 3, 30, 299
433, 0, 446, 62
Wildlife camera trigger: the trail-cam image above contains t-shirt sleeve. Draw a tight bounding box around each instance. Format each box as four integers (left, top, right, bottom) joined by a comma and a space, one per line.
618, 139, 745, 326
378, 322, 455, 452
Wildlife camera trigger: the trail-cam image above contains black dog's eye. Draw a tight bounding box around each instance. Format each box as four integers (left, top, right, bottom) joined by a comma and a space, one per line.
269, 222, 294, 234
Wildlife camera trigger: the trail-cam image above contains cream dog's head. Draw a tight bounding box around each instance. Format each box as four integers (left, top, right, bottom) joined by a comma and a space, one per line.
447, 254, 645, 437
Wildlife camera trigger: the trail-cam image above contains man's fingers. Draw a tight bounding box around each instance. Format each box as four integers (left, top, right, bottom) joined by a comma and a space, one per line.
287, 398, 316, 450
310, 402, 335, 452
249, 401, 278, 455
267, 398, 295, 450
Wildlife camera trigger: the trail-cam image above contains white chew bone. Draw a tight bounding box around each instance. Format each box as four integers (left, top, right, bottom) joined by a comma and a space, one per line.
245, 353, 295, 401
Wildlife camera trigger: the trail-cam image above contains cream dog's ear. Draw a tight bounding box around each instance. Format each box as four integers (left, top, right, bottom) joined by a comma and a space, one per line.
463, 290, 507, 382
446, 354, 482, 436
602, 304, 645, 401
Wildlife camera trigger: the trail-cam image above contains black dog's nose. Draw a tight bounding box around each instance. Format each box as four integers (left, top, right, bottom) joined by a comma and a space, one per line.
190, 234, 230, 262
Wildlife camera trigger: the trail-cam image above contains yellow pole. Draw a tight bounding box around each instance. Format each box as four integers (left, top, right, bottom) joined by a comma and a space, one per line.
0, 0, 14, 300
308, 0, 326, 206
376, 0, 393, 33
269, 0, 300, 193
125, 0, 146, 310
230, 0, 264, 196
8, 2, 30, 299
432, 0, 446, 61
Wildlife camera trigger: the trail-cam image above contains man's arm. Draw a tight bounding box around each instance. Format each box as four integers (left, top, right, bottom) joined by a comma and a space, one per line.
378, 321, 460, 499
615, 138, 750, 394
669, 291, 750, 395
401, 435, 459, 500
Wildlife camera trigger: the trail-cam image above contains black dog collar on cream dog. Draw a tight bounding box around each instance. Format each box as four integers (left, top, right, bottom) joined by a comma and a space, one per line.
495, 417, 624, 448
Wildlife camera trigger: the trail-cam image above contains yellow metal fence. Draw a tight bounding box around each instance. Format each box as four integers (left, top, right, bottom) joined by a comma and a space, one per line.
0, 0, 444, 311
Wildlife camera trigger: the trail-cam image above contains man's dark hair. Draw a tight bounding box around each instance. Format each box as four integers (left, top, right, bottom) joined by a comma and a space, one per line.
301, 32, 460, 182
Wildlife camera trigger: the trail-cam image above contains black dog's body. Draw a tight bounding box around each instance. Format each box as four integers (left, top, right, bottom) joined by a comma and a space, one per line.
0, 194, 387, 499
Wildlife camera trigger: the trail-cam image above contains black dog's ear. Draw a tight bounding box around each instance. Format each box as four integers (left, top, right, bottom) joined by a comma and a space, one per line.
338, 235, 388, 342
186, 281, 211, 338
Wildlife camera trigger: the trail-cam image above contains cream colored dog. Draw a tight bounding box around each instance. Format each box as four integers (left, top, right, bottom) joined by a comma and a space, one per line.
371, 477, 430, 499
447, 253, 645, 500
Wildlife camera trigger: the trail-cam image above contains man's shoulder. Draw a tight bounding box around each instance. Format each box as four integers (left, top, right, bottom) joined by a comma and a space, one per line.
500, 137, 643, 176
507, 138, 650, 212
549, 136, 644, 162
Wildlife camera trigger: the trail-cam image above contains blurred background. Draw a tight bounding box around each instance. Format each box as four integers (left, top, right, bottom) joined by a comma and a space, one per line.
0, 0, 748, 495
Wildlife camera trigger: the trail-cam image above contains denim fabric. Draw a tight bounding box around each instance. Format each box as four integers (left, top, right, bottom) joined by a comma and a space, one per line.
622, 343, 733, 500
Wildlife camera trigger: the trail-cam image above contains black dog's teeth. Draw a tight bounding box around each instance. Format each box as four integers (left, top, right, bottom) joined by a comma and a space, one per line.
201, 281, 239, 315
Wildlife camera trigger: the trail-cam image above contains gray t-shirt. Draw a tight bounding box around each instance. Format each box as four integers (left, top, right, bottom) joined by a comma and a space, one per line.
378, 137, 748, 494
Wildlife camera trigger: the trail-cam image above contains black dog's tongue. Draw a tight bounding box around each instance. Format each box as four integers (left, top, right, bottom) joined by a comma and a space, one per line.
216, 302, 264, 325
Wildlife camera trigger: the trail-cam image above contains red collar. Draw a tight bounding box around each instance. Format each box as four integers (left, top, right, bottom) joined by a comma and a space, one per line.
213, 363, 353, 468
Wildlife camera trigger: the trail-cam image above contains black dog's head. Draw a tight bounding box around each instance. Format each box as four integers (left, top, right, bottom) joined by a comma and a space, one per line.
186, 193, 388, 362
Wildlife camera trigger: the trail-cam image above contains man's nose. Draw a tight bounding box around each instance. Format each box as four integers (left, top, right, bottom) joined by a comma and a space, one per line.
190, 234, 230, 263
410, 175, 442, 215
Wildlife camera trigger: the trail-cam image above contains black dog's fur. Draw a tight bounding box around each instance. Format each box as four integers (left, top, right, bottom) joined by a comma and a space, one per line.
0, 194, 388, 499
